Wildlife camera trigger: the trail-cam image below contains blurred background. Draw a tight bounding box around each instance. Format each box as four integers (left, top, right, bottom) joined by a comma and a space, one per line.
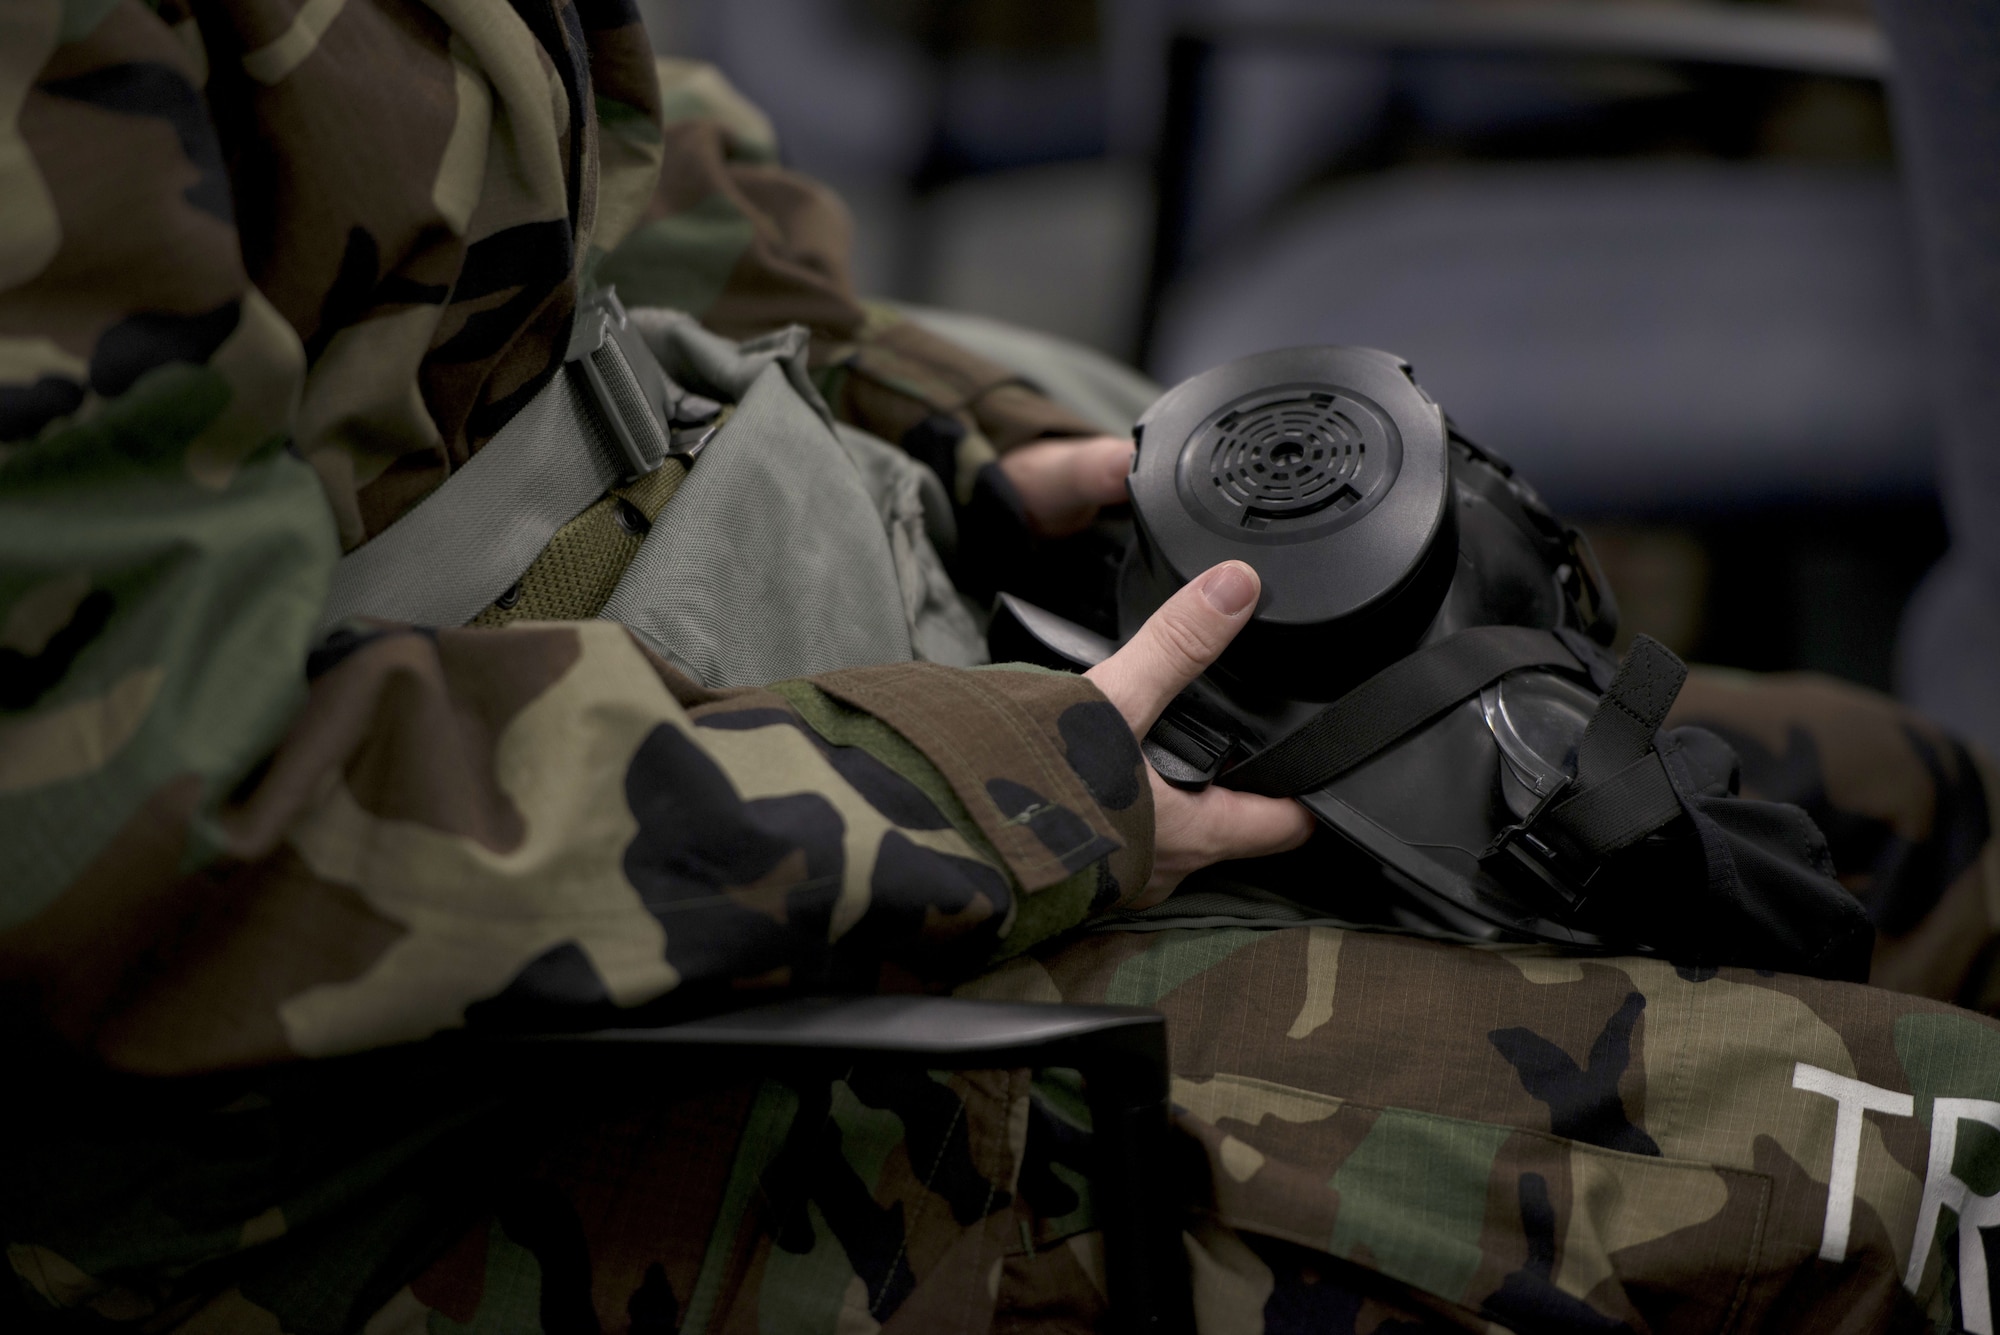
632, 0, 1939, 692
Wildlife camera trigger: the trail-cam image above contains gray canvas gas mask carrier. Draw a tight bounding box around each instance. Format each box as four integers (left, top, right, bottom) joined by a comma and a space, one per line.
991, 346, 1874, 980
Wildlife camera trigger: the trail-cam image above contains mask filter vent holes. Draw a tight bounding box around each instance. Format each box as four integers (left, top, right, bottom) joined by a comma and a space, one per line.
1202, 393, 1366, 527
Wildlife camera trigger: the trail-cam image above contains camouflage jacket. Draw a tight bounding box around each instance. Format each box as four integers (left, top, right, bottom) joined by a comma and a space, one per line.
0, 0, 1145, 1073
10, 2, 2000, 1333
1, 0, 1146, 1308
10, 670, 2000, 1335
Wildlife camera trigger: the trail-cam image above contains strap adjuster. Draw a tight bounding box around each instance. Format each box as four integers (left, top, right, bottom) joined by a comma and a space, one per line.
567, 287, 721, 482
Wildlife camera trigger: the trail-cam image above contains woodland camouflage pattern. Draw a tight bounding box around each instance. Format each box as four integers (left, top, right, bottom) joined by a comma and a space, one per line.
5, 1, 2000, 1332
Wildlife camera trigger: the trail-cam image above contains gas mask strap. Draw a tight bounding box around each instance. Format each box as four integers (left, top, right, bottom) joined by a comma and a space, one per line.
1512, 637, 1693, 880
1572, 635, 1687, 787
1217, 625, 1586, 798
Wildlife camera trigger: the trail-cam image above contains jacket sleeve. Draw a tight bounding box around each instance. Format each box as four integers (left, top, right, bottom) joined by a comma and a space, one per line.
593, 61, 1108, 468
0, 3, 1149, 1076
593, 59, 1114, 599
3, 617, 1151, 1074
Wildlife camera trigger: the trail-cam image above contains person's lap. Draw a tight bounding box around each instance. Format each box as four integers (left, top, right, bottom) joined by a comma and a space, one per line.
351, 594, 2000, 1335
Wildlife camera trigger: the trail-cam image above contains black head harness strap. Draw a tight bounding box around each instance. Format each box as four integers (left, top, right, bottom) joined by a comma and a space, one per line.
1212, 630, 1694, 874
1218, 625, 1586, 798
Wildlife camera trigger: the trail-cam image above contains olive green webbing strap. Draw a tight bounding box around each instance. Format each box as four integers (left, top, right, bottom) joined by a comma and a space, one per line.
469, 459, 690, 627
318, 302, 1155, 672
316, 292, 678, 637
313, 297, 930, 686
314, 364, 632, 636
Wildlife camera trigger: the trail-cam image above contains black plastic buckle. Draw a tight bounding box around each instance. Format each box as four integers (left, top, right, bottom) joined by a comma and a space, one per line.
1142, 695, 1238, 790
1478, 775, 1602, 915
1483, 817, 1600, 916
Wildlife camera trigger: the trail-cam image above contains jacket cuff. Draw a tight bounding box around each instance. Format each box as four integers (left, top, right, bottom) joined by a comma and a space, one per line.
816, 307, 1102, 479
811, 662, 1152, 905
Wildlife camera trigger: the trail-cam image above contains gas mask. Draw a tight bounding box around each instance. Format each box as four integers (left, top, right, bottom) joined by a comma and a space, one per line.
991, 346, 1872, 977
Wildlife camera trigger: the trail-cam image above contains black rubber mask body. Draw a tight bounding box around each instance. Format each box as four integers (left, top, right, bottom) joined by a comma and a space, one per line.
991, 344, 1871, 975
992, 346, 1637, 951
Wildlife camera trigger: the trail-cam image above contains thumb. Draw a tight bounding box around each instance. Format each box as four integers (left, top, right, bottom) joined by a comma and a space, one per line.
1067, 434, 1135, 510
1085, 561, 1260, 735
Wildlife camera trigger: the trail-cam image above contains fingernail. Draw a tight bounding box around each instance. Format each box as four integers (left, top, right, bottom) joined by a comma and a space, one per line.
1200, 562, 1256, 616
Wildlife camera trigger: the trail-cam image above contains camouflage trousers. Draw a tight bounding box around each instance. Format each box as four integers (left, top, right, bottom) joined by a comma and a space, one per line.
19, 671, 2000, 1327
97, 669, 2000, 1335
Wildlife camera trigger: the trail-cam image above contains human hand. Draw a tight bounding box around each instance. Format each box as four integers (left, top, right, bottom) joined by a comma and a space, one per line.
1085, 560, 1317, 908
996, 435, 1134, 538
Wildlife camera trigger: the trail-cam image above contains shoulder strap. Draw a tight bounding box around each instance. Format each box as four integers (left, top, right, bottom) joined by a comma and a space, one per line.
1219, 625, 1585, 797
315, 289, 705, 636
